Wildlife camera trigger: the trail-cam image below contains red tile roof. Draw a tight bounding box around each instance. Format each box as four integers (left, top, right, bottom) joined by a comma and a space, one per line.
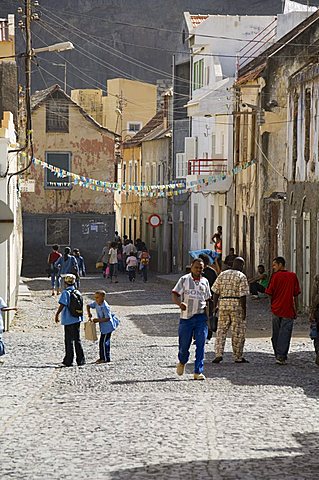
190, 14, 209, 28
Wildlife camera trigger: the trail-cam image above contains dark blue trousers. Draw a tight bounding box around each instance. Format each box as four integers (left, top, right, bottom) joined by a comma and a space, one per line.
271, 315, 294, 360
178, 313, 208, 374
99, 332, 112, 361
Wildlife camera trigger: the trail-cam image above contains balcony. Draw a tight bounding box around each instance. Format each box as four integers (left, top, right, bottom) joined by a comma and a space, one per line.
188, 158, 228, 175
186, 158, 232, 193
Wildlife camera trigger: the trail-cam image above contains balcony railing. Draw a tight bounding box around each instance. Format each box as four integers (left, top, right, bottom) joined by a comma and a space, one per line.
188, 158, 228, 176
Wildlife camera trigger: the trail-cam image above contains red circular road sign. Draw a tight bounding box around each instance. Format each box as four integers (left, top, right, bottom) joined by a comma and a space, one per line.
148, 214, 161, 228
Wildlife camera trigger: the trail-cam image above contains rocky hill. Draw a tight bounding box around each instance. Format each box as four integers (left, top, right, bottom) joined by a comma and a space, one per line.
2, 0, 319, 91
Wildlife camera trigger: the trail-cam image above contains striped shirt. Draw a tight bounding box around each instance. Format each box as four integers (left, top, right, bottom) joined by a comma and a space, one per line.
172, 274, 211, 320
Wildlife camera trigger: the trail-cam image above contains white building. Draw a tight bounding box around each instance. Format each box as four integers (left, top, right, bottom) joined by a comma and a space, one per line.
177, 13, 276, 255
0, 112, 22, 329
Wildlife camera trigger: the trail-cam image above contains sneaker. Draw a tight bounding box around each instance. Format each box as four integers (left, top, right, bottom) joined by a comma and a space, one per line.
176, 362, 185, 376
194, 373, 206, 380
276, 358, 287, 365
95, 359, 106, 364
235, 358, 250, 363
212, 356, 223, 364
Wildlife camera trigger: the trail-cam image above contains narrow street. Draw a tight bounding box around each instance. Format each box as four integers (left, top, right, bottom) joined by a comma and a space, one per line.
1, 274, 319, 479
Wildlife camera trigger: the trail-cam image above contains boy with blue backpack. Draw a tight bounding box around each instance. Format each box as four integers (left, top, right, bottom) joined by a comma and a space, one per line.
87, 290, 119, 364
55, 274, 85, 367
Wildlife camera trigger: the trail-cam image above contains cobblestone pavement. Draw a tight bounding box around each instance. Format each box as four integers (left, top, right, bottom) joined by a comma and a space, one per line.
1, 273, 319, 479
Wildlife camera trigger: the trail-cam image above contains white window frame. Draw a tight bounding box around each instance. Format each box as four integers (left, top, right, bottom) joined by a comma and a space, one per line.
127, 121, 142, 134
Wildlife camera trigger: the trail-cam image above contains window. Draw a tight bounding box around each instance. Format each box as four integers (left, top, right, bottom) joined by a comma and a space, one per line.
292, 93, 299, 181
193, 59, 204, 90
134, 162, 138, 183
46, 96, 69, 133
151, 163, 156, 185
210, 205, 215, 237
123, 217, 126, 238
205, 66, 210, 86
123, 163, 126, 183
145, 163, 150, 184
45, 152, 71, 189
211, 133, 216, 156
304, 88, 311, 163
193, 203, 198, 233
46, 218, 70, 246
128, 122, 142, 133
128, 161, 133, 184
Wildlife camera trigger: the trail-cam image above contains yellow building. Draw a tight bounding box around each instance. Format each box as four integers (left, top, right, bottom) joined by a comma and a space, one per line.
114, 112, 164, 241
102, 78, 157, 135
72, 78, 157, 135
0, 14, 15, 61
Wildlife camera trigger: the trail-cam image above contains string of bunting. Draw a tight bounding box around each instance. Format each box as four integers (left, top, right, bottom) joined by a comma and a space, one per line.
32, 157, 256, 198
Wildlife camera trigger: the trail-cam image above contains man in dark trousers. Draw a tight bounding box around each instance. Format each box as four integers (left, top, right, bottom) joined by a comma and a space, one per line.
265, 257, 301, 365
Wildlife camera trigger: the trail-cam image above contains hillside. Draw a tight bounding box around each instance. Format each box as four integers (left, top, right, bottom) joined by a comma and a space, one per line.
2, 0, 319, 91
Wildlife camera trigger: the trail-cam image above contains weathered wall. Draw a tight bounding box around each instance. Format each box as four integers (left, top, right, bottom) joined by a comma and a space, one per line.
0, 63, 17, 125
22, 102, 115, 214
22, 213, 115, 274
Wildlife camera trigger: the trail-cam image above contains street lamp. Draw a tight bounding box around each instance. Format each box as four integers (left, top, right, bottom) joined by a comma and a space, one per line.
32, 41, 74, 55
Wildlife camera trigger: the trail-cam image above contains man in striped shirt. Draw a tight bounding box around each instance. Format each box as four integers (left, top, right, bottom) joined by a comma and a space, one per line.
172, 258, 211, 380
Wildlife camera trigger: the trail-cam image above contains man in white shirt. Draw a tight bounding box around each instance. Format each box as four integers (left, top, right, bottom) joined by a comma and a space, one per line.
172, 258, 211, 380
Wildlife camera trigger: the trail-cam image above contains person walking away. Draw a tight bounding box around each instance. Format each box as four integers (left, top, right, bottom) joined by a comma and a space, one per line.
117, 243, 125, 273
199, 253, 218, 340
87, 290, 114, 363
99, 243, 110, 277
139, 247, 150, 282
126, 251, 138, 282
114, 231, 121, 244
212, 257, 250, 363
54, 274, 85, 367
47, 244, 62, 295
55, 247, 79, 287
265, 257, 301, 365
73, 248, 86, 289
224, 248, 237, 268
172, 258, 211, 380
0, 297, 17, 363
108, 242, 119, 283
249, 264, 269, 297
309, 274, 319, 365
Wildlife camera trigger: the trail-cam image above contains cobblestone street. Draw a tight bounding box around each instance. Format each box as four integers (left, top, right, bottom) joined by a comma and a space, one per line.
1, 274, 319, 479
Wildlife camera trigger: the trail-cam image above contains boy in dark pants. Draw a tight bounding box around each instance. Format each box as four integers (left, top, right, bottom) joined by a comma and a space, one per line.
55, 274, 85, 367
87, 290, 113, 364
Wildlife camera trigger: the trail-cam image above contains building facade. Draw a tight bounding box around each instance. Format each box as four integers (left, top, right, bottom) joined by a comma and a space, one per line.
235, 8, 319, 307
0, 14, 22, 330
180, 12, 277, 260
21, 85, 115, 274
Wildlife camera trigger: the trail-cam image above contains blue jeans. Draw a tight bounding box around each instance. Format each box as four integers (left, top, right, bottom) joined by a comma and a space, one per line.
271, 315, 294, 360
178, 313, 208, 374
50, 272, 61, 290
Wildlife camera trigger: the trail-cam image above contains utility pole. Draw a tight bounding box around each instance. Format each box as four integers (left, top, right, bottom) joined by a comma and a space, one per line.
25, 0, 33, 157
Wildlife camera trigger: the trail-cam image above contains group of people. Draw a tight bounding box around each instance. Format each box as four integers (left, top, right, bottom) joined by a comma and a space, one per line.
54, 274, 118, 366
47, 245, 86, 295
172, 253, 309, 380
98, 232, 151, 283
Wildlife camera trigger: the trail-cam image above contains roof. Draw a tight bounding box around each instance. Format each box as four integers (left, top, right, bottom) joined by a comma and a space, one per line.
142, 125, 171, 142
238, 8, 319, 81
31, 84, 116, 136
123, 111, 164, 147
190, 14, 210, 28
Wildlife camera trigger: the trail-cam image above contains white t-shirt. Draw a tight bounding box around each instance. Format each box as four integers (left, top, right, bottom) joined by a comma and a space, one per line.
172, 273, 211, 320
126, 255, 138, 268
123, 243, 137, 256
0, 296, 7, 334
108, 248, 118, 264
